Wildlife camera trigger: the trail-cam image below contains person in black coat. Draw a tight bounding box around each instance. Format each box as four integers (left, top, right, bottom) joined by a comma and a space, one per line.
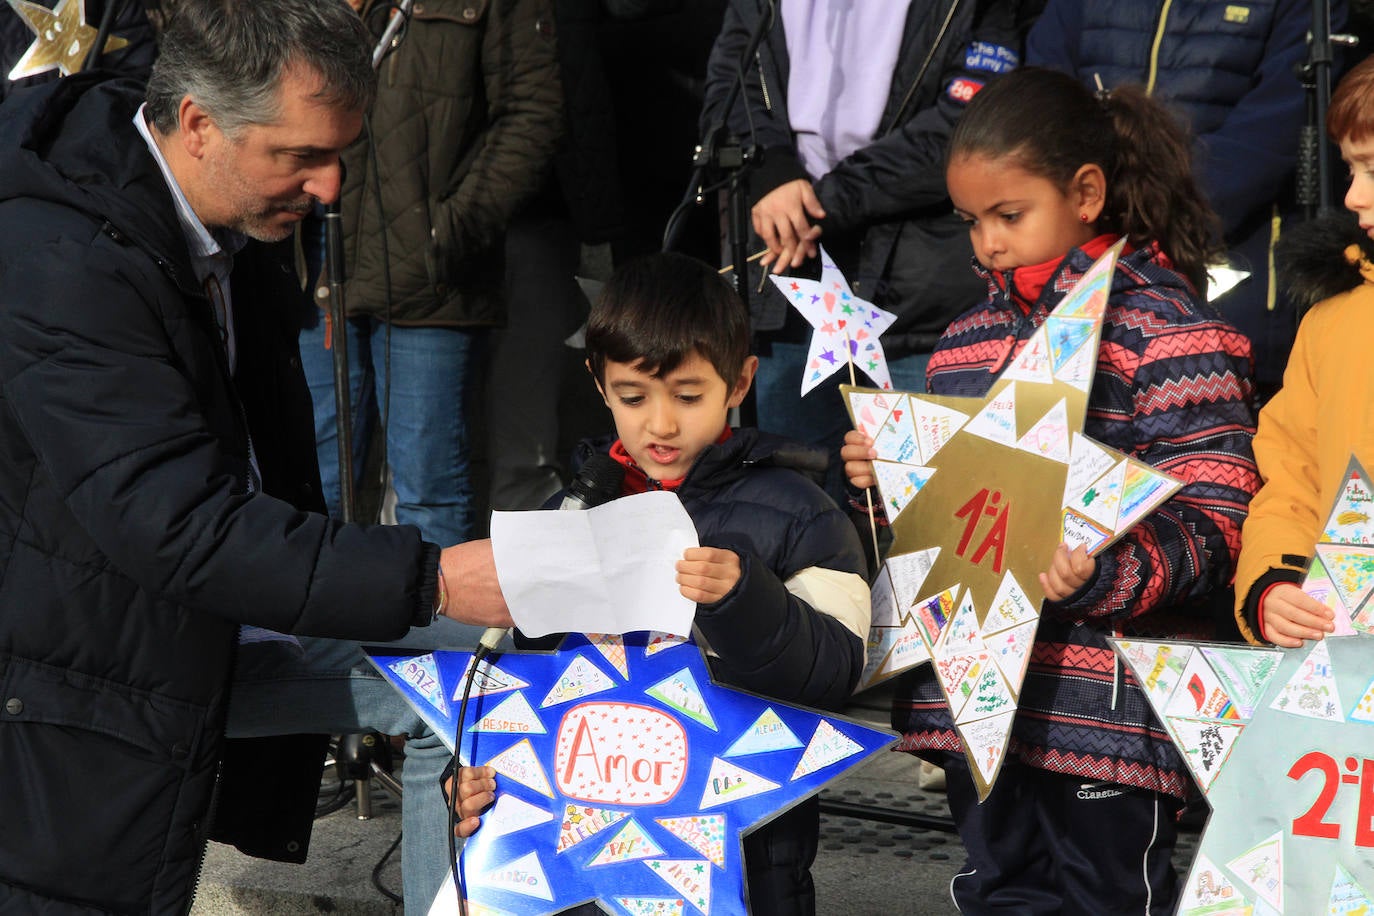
0, 1, 509, 911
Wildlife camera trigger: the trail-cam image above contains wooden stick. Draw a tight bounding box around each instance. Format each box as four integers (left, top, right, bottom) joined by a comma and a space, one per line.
716, 249, 769, 275
845, 331, 882, 562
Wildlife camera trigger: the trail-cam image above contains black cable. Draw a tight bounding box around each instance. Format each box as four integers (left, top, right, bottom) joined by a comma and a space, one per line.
315, 778, 355, 819
449, 643, 494, 916
370, 831, 404, 904
661, 172, 738, 260
363, 114, 395, 521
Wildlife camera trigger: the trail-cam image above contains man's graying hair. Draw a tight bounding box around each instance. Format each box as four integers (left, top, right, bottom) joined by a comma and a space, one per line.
145, 0, 375, 137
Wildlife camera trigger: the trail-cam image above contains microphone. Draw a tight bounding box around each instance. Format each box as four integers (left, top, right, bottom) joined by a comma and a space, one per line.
559, 451, 628, 511
476, 452, 626, 655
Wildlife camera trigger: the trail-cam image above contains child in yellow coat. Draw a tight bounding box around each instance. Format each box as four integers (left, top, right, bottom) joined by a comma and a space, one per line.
1235, 55, 1374, 648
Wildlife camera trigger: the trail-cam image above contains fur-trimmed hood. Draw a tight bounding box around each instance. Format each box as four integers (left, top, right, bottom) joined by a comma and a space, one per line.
1275, 211, 1374, 310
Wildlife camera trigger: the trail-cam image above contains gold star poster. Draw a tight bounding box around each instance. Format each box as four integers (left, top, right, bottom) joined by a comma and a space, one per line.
6, 0, 127, 83
844, 241, 1182, 798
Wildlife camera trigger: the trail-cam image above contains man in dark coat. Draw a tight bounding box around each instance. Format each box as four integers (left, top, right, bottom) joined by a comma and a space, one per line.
0, 0, 510, 911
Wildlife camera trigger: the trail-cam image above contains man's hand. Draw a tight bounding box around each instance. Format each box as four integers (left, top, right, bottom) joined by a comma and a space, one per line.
841, 429, 877, 490
439, 540, 512, 628
753, 179, 825, 273
1261, 583, 1335, 648
442, 765, 497, 838
1039, 543, 1097, 602
677, 546, 742, 605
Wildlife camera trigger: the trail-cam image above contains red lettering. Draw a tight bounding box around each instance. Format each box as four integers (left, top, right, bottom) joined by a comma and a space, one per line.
561, 717, 600, 785
970, 503, 1009, 572
955, 489, 990, 557
1357, 758, 1374, 848
1290, 750, 1341, 840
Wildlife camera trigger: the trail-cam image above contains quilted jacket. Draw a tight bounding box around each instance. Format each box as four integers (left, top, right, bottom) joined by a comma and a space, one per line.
340, 0, 563, 326
893, 239, 1259, 800
1027, 0, 1348, 387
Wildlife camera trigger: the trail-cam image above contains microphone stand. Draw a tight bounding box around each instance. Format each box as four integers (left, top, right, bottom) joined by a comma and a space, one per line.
323, 0, 416, 522
1296, 0, 1356, 219
82, 0, 123, 71
661, 1, 774, 308
324, 202, 354, 523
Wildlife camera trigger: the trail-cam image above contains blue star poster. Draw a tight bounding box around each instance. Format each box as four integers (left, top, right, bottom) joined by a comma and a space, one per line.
369, 632, 894, 915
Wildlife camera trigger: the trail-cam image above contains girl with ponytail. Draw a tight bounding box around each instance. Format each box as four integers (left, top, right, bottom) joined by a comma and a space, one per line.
843, 66, 1259, 914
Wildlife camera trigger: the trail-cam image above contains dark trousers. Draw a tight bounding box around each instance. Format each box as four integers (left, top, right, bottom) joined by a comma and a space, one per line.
939, 752, 1181, 915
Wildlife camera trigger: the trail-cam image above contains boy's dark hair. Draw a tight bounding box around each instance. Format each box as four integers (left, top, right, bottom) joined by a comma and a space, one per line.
1329, 55, 1374, 144
586, 252, 751, 388
948, 67, 1223, 293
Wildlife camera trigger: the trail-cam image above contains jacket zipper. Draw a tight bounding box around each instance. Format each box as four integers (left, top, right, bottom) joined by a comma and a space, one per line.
1146, 0, 1173, 95
185, 639, 240, 914
886, 0, 963, 133
757, 52, 771, 112
183, 755, 226, 915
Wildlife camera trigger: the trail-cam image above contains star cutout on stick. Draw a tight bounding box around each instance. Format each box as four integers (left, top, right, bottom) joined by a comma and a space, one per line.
1111, 457, 1374, 915
842, 241, 1183, 798
767, 246, 897, 396
6, 0, 127, 82
369, 631, 893, 915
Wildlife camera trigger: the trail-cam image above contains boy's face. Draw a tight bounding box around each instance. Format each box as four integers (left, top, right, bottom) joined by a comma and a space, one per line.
595, 350, 758, 482
1342, 135, 1374, 238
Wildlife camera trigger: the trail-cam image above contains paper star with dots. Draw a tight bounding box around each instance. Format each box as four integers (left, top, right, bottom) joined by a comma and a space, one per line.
768, 246, 897, 396
369, 631, 893, 915
5, 0, 127, 82
841, 241, 1182, 798
1110, 458, 1374, 915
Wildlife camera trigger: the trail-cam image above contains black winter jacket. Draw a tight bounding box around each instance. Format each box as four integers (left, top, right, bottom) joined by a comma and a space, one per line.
700, 0, 1042, 358
0, 76, 440, 913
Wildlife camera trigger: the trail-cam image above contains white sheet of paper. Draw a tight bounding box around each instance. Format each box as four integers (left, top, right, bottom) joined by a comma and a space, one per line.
490, 490, 699, 638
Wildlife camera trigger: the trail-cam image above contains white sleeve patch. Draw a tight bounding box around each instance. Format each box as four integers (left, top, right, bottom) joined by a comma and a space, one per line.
782, 566, 872, 643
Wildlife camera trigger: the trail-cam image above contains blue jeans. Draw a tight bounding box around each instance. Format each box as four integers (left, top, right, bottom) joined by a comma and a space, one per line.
300, 315, 485, 546
754, 341, 931, 503
227, 617, 483, 911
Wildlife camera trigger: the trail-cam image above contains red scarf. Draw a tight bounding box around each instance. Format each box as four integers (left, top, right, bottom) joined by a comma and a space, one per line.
1001, 234, 1126, 312
607, 428, 734, 495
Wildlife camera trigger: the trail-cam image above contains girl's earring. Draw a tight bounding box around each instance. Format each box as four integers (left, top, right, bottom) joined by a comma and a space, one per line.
1079, 213, 1090, 223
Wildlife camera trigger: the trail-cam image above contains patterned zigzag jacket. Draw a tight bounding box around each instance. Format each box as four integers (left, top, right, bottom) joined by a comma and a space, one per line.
893, 236, 1260, 799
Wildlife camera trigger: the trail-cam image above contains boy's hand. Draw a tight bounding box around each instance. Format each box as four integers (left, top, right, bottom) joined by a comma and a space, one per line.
753, 179, 825, 272
1261, 583, 1335, 647
677, 546, 742, 605
841, 429, 878, 490
442, 765, 497, 838
1039, 543, 1097, 602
